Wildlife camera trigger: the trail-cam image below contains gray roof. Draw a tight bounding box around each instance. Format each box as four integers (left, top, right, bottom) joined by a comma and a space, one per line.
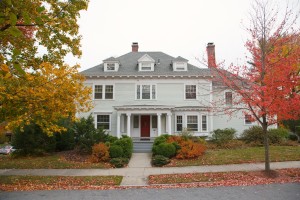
103, 57, 119, 62
173, 56, 188, 62
81, 52, 212, 77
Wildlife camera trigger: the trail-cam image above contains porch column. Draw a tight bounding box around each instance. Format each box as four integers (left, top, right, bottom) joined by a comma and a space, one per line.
157, 113, 161, 136
117, 113, 121, 138
167, 113, 172, 135
126, 113, 131, 137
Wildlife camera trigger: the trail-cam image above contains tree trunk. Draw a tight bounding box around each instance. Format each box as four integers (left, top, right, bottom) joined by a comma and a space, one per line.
262, 123, 270, 171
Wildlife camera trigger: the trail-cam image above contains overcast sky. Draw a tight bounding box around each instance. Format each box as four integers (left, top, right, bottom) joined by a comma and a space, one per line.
65, 0, 299, 71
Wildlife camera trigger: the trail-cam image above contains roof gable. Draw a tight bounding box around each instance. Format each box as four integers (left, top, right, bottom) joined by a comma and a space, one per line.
138, 54, 155, 62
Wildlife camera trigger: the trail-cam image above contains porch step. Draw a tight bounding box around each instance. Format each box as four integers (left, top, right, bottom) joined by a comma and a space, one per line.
133, 141, 154, 153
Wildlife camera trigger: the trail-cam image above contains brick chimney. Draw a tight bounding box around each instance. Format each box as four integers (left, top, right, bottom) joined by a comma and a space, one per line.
206, 42, 216, 68
132, 42, 139, 52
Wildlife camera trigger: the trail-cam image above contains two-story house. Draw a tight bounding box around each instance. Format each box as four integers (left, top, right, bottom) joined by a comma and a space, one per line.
80, 42, 257, 139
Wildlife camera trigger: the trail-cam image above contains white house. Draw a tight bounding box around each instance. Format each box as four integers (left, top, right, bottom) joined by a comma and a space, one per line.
79, 42, 257, 139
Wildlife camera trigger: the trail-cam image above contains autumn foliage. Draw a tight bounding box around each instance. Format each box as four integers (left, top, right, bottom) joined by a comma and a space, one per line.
91, 143, 110, 163
167, 136, 206, 159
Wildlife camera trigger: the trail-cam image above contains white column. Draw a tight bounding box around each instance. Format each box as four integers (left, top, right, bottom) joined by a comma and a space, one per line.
167, 113, 172, 135
157, 113, 161, 136
126, 113, 131, 137
117, 113, 121, 138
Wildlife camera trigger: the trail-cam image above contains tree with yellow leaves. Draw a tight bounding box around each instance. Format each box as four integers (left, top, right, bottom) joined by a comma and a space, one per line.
0, 0, 92, 135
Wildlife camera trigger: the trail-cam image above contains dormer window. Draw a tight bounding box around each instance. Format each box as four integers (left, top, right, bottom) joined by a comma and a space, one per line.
103, 57, 120, 72
173, 56, 188, 71
138, 54, 155, 72
141, 63, 152, 71
107, 63, 115, 71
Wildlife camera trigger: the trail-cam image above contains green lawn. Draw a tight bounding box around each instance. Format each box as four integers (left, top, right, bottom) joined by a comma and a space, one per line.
0, 154, 110, 169
167, 146, 300, 167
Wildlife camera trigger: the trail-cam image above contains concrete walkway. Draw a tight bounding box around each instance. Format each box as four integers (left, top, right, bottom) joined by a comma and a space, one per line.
0, 153, 299, 186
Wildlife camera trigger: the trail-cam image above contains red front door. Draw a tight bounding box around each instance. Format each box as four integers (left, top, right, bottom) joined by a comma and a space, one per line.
141, 115, 150, 137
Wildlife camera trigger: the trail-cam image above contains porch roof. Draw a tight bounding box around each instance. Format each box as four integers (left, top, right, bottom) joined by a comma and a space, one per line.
114, 105, 175, 111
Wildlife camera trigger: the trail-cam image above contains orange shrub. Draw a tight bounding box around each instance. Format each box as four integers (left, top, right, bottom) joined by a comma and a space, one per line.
91, 143, 110, 163
175, 140, 206, 159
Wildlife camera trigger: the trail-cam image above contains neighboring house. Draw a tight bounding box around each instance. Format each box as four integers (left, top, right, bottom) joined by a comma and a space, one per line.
80, 42, 258, 139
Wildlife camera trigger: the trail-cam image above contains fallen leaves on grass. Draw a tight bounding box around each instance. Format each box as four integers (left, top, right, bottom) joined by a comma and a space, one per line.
0, 176, 122, 191
1, 169, 299, 191
148, 168, 300, 187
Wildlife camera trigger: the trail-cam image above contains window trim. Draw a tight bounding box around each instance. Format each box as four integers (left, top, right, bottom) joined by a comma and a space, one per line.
94, 84, 115, 100
96, 114, 111, 131
139, 62, 154, 71
184, 84, 197, 100
136, 84, 157, 100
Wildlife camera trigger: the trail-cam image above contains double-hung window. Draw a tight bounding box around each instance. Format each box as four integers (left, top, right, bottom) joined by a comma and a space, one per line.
94, 85, 114, 100
185, 85, 196, 99
202, 115, 207, 131
176, 116, 183, 132
137, 84, 156, 100
187, 115, 198, 131
225, 92, 233, 106
97, 115, 110, 130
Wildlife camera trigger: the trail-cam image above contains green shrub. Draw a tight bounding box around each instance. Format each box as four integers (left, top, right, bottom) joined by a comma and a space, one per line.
152, 143, 176, 158
73, 115, 107, 154
12, 123, 56, 156
288, 134, 298, 141
211, 128, 236, 145
106, 135, 118, 143
113, 136, 133, 158
268, 128, 289, 144
109, 145, 124, 158
110, 157, 129, 168
242, 126, 291, 145
241, 126, 264, 144
151, 155, 170, 167
153, 134, 169, 146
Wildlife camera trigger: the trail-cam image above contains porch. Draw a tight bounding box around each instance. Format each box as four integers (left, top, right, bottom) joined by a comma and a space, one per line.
114, 105, 174, 138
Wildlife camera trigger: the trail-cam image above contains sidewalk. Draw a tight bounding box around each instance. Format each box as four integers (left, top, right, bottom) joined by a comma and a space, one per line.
0, 153, 299, 186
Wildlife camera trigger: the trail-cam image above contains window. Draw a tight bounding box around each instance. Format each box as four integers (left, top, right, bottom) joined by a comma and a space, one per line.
105, 85, 113, 99
94, 85, 103, 99
187, 115, 198, 131
137, 84, 156, 100
245, 114, 255, 125
225, 92, 232, 106
94, 85, 113, 100
133, 116, 139, 128
97, 115, 110, 130
185, 85, 196, 99
176, 116, 183, 132
152, 115, 157, 128
202, 115, 207, 131
175, 62, 186, 71
107, 63, 115, 71
141, 63, 152, 71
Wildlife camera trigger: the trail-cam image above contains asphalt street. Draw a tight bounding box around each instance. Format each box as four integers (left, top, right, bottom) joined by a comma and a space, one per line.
0, 183, 299, 200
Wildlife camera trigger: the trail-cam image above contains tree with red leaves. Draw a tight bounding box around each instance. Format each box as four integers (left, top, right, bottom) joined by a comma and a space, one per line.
211, 0, 300, 171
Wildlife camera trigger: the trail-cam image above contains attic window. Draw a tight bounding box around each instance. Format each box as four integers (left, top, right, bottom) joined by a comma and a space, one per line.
141, 63, 152, 71
107, 63, 115, 71
175, 62, 186, 71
